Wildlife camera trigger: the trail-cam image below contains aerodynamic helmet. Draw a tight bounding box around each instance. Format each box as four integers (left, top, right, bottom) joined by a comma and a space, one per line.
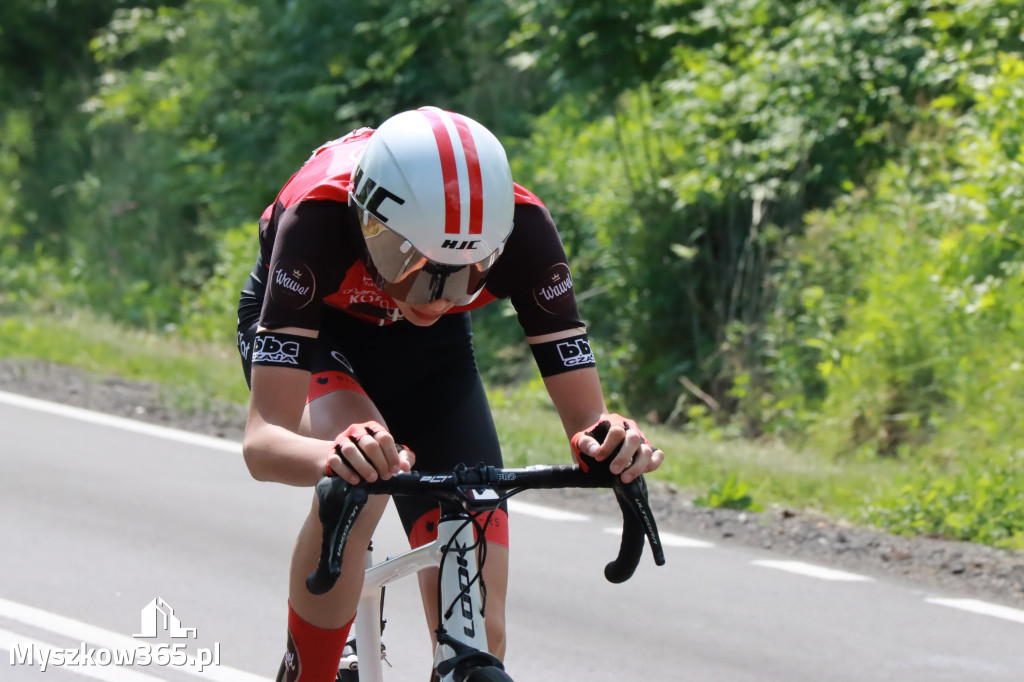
348, 107, 515, 306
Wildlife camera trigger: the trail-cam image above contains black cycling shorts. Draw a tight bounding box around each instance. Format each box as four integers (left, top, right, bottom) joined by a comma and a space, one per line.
237, 301, 508, 547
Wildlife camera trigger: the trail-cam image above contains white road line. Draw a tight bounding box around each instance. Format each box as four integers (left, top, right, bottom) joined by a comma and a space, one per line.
0, 390, 241, 454
1, 627, 166, 681
508, 500, 590, 522
926, 598, 1024, 625
603, 528, 713, 548
752, 560, 874, 582
0, 598, 269, 682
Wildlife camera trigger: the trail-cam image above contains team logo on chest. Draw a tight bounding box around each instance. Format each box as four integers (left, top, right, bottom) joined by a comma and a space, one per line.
325, 262, 403, 324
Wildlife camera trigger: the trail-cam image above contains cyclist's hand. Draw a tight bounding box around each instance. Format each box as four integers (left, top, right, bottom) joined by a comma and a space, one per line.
571, 413, 664, 484
325, 421, 415, 484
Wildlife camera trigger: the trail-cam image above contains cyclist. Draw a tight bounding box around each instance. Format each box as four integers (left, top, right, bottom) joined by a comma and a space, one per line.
236, 107, 665, 682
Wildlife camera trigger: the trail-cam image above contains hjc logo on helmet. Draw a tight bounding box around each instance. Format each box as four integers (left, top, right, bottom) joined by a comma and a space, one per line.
351, 165, 405, 224
441, 240, 480, 250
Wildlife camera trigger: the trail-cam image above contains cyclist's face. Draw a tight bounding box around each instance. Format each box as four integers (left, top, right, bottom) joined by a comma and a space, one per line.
394, 297, 455, 326
358, 208, 493, 307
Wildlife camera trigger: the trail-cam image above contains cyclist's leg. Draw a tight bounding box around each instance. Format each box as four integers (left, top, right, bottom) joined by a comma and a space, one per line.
403, 501, 510, 659
308, 312, 513, 663
279, 386, 393, 682
480, 546, 509, 660
290, 387, 391, 626
377, 314, 511, 659
240, 310, 389, 681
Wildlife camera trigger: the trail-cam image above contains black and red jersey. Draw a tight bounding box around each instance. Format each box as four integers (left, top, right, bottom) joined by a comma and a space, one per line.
248, 127, 584, 337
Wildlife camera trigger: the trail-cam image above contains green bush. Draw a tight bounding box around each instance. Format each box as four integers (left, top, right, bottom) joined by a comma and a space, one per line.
180, 222, 256, 342
864, 456, 1024, 550
755, 53, 1024, 545
694, 473, 764, 512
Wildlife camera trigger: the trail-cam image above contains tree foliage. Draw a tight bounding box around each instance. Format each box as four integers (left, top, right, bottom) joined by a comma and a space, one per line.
2, 1, 1023, 486
4, 0, 1024, 546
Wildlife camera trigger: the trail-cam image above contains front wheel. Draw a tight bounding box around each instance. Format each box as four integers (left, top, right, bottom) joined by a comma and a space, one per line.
463, 666, 514, 682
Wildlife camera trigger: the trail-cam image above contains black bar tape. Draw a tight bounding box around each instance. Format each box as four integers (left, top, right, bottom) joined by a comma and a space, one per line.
251, 331, 314, 371
529, 333, 596, 377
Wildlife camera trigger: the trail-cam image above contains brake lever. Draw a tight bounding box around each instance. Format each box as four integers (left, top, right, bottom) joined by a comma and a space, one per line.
604, 475, 666, 583
305, 475, 369, 595
617, 475, 666, 565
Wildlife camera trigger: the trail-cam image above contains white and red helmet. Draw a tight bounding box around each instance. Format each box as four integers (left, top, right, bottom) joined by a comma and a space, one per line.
349, 107, 515, 305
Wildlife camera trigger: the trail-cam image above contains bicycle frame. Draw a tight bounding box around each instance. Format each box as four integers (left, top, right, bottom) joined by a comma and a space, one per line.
340, 507, 490, 682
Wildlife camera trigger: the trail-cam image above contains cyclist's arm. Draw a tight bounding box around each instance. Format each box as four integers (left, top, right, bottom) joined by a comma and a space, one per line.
501, 199, 664, 479
527, 328, 607, 438
528, 327, 664, 483
243, 202, 362, 486
243, 326, 334, 486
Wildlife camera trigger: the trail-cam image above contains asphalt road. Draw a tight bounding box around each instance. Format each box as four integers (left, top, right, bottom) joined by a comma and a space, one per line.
1, 392, 1023, 681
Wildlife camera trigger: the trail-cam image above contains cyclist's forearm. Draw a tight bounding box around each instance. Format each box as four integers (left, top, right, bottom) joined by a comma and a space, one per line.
541, 367, 608, 442
242, 422, 331, 486
243, 362, 330, 485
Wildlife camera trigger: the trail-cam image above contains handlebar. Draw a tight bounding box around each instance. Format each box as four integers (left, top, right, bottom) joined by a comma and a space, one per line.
306, 464, 666, 595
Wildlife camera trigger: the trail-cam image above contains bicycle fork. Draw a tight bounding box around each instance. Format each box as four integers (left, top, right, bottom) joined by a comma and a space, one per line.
432, 512, 490, 676
430, 500, 519, 682
344, 510, 500, 681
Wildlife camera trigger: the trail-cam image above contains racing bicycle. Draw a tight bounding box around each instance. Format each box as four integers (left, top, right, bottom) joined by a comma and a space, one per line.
299, 460, 666, 681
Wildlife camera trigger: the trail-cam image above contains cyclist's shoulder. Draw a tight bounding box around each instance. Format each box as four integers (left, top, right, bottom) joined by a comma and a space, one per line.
483, 196, 576, 315
261, 199, 358, 248
275, 128, 376, 208
513, 182, 546, 208
311, 127, 376, 154
507, 193, 565, 254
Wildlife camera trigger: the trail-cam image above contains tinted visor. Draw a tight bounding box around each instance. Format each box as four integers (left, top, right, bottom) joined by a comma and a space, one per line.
360, 214, 499, 306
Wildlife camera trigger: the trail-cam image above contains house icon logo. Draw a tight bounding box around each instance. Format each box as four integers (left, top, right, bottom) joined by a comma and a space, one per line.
133, 597, 198, 639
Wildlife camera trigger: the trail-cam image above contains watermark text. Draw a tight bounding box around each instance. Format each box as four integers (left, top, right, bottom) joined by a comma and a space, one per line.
9, 641, 221, 672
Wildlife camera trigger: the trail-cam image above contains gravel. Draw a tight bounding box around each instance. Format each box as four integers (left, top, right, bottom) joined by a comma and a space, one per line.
2, 358, 1022, 609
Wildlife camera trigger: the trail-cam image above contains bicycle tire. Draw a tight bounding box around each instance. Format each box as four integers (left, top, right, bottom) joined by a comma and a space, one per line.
335, 639, 359, 681
463, 666, 515, 682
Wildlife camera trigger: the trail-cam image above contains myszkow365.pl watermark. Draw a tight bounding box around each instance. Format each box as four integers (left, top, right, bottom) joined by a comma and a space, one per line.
8, 597, 222, 672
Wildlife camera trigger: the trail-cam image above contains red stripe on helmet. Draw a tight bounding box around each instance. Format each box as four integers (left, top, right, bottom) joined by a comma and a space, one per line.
450, 114, 484, 235
420, 109, 462, 235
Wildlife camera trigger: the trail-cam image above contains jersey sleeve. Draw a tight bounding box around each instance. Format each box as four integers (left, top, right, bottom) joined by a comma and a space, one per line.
483, 202, 586, 337
258, 200, 358, 332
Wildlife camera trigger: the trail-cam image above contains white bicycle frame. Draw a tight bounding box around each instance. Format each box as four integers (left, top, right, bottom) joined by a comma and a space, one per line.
339, 512, 490, 682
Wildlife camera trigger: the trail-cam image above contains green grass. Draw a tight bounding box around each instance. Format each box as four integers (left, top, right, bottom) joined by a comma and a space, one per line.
0, 308, 924, 531
0, 310, 249, 410
487, 377, 911, 519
